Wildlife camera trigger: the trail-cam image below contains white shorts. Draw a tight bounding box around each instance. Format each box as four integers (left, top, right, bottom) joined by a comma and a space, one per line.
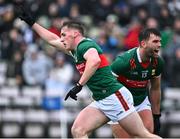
108, 96, 151, 124
136, 96, 151, 112
89, 86, 135, 122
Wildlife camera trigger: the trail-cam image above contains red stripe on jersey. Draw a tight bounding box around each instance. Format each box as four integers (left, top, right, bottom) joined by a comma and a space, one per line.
140, 60, 150, 68
117, 75, 148, 88
98, 54, 109, 68
75, 54, 109, 75
115, 91, 129, 111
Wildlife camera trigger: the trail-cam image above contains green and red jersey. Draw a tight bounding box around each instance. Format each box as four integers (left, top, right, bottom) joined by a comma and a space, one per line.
70, 38, 123, 101
111, 47, 164, 106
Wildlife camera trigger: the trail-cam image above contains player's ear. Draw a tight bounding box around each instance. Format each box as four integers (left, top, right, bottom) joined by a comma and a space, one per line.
140, 40, 146, 47
73, 30, 79, 38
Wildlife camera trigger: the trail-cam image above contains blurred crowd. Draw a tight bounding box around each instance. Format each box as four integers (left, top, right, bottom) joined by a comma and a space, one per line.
1, 0, 180, 93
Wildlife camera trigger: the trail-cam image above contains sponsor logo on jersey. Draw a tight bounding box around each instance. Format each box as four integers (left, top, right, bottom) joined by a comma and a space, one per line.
130, 71, 138, 75
76, 62, 86, 75
118, 75, 148, 88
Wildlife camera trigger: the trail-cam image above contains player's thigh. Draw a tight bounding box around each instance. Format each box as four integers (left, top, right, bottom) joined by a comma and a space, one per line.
72, 105, 109, 133
136, 97, 153, 132
110, 123, 130, 138
118, 111, 148, 136
110, 110, 153, 138
139, 109, 153, 132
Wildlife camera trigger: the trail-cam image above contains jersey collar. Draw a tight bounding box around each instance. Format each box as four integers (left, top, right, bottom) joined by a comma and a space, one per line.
136, 47, 152, 63
136, 47, 142, 63
77, 37, 87, 46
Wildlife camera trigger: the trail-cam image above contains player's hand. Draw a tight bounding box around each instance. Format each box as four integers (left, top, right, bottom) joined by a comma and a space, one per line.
15, 3, 35, 26
64, 83, 83, 101
153, 114, 161, 135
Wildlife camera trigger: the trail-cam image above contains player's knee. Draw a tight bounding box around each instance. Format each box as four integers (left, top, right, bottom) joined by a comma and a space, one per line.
136, 126, 156, 138
144, 121, 154, 133
133, 128, 149, 137
71, 124, 86, 137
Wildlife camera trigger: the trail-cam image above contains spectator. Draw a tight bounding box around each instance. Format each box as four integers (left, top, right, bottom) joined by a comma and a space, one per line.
123, 19, 142, 50
57, 0, 71, 17
162, 17, 180, 87
92, 0, 114, 24
22, 44, 53, 88
145, 16, 159, 29
113, 0, 131, 26
6, 50, 24, 87
137, 8, 148, 26
69, 3, 80, 20
45, 52, 74, 96
159, 6, 174, 30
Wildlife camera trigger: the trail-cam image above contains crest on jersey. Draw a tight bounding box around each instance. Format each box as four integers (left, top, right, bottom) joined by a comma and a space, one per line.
152, 69, 156, 76
130, 58, 136, 70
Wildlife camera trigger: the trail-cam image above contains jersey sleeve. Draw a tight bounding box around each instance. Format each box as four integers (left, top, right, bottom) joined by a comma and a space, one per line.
78, 41, 102, 57
111, 55, 129, 75
78, 43, 92, 56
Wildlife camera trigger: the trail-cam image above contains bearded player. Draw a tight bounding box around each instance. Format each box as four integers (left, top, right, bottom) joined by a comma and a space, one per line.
110, 28, 164, 138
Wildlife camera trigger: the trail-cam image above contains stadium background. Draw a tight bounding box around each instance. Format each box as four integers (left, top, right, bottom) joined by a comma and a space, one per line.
0, 0, 180, 138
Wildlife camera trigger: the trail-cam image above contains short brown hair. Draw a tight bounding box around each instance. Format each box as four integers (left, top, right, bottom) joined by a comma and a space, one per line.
139, 28, 161, 42
60, 21, 85, 35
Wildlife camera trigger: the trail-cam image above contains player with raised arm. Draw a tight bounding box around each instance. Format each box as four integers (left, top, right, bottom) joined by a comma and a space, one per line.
15, 4, 161, 138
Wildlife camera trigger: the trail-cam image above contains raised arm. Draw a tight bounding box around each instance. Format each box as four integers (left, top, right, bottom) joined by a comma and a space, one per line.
32, 23, 68, 54
16, 4, 69, 54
